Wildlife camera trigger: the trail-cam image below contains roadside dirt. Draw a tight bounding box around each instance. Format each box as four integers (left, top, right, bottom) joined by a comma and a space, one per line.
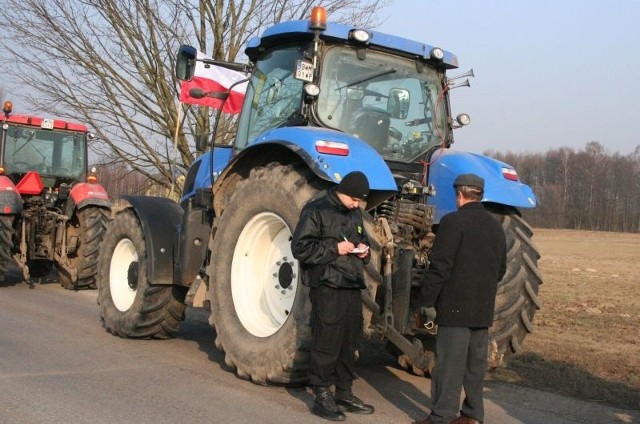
488, 228, 640, 411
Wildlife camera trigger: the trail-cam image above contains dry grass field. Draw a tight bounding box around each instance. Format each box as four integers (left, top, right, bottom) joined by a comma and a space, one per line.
490, 228, 640, 410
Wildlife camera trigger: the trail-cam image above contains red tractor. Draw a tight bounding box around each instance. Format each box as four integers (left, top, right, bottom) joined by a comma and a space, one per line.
0, 101, 110, 288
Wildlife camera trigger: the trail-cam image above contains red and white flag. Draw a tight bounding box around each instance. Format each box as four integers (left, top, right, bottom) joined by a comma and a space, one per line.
179, 50, 248, 114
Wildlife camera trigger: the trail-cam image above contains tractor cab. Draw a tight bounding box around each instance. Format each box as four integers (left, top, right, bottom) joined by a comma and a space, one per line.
237, 28, 455, 163
1, 101, 90, 191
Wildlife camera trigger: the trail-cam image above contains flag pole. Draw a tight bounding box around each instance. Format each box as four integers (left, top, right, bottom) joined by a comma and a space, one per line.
170, 101, 183, 200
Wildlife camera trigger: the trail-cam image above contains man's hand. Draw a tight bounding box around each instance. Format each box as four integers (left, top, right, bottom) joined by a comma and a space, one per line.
420, 306, 437, 323
353, 243, 369, 259
337, 240, 355, 255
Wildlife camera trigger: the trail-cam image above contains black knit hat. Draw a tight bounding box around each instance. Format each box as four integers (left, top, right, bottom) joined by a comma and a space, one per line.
453, 173, 484, 190
337, 171, 370, 199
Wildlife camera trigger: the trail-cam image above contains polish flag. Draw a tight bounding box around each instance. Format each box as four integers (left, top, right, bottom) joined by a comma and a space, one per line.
179, 50, 248, 115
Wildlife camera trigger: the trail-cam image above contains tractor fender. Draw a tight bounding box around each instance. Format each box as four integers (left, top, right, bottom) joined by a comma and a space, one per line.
213, 127, 398, 211
0, 175, 23, 214
117, 195, 183, 285
426, 149, 537, 222
67, 182, 111, 213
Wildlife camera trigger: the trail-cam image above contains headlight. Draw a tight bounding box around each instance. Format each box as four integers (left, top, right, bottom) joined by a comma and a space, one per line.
430, 47, 444, 61
349, 29, 370, 44
456, 113, 471, 126
304, 83, 320, 97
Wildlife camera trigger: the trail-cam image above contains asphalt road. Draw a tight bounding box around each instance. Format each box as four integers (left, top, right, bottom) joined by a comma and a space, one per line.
0, 268, 637, 424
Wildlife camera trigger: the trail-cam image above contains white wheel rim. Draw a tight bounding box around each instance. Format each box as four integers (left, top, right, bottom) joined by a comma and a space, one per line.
110, 238, 138, 312
231, 212, 299, 337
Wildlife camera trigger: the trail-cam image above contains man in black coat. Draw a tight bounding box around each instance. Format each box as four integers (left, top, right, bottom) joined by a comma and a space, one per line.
292, 171, 375, 421
415, 173, 507, 424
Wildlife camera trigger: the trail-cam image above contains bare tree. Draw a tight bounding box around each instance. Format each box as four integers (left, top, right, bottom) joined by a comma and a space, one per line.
0, 0, 389, 191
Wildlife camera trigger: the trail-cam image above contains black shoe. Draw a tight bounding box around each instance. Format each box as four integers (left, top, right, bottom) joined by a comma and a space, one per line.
312, 387, 346, 421
335, 391, 374, 414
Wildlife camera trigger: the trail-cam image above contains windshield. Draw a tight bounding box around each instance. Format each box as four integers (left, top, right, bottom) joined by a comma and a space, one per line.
235, 45, 306, 149
2, 124, 86, 178
317, 47, 448, 162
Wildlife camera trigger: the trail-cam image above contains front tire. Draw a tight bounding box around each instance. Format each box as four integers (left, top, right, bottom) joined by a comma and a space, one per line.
487, 206, 543, 367
391, 206, 543, 375
208, 163, 323, 385
97, 210, 187, 338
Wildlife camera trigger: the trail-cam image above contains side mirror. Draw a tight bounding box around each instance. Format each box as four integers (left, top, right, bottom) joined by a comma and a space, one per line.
176, 45, 197, 81
387, 88, 410, 119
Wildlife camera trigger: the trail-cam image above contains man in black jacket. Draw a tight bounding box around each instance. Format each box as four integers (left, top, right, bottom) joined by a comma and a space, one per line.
415, 173, 507, 424
292, 171, 375, 421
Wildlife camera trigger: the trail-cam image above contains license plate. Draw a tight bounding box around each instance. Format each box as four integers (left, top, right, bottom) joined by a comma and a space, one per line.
41, 119, 54, 129
295, 60, 313, 82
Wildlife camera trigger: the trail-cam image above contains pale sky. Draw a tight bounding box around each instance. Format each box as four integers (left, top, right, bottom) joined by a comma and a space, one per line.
377, 0, 640, 155
3, 1, 638, 157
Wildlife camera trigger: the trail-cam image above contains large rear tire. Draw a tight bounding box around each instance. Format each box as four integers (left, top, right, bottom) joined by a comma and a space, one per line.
0, 215, 15, 281
97, 210, 187, 338
208, 163, 323, 385
59, 206, 110, 289
487, 206, 543, 367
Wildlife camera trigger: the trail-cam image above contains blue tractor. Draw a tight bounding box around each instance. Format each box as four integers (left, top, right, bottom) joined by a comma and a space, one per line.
97, 7, 542, 384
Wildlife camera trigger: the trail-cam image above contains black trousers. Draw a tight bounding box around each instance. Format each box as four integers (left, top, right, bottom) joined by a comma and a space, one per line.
429, 326, 489, 423
308, 285, 363, 394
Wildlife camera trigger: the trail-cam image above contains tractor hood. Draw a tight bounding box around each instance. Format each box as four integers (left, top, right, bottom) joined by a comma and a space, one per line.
426, 149, 537, 222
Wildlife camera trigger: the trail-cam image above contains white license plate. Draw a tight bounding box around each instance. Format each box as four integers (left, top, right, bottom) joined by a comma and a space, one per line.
41, 119, 54, 129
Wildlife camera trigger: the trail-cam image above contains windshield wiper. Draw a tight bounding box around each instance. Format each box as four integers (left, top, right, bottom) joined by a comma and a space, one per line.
14, 130, 36, 155
338, 67, 397, 89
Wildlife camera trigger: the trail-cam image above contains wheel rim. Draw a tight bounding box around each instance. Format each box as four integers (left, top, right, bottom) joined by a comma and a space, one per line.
231, 212, 299, 337
110, 238, 138, 312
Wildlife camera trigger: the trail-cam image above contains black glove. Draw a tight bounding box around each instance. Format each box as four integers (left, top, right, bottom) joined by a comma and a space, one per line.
420, 306, 437, 323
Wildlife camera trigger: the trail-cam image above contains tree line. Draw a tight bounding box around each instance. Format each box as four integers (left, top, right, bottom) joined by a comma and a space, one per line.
489, 142, 640, 233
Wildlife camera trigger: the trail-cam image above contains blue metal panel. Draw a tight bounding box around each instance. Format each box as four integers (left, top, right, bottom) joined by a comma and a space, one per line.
183, 146, 234, 200
426, 149, 537, 222
246, 21, 458, 69
250, 126, 397, 191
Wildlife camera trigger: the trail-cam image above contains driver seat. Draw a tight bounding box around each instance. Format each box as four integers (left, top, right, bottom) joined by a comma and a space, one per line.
349, 106, 390, 152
